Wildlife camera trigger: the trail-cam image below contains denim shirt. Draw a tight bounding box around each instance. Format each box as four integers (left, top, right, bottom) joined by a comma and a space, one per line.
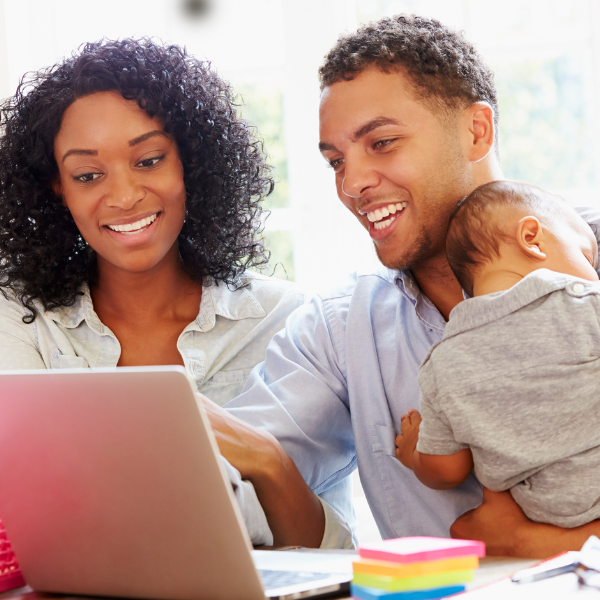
0, 272, 305, 407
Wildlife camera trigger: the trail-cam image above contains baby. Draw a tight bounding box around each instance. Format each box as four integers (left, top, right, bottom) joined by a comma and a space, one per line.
395, 180, 600, 528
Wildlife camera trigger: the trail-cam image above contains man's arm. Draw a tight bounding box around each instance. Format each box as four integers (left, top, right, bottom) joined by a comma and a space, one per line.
451, 488, 600, 558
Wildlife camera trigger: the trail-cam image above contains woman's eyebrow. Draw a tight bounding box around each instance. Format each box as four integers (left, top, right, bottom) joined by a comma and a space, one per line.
61, 130, 169, 163
62, 149, 97, 163
128, 130, 169, 146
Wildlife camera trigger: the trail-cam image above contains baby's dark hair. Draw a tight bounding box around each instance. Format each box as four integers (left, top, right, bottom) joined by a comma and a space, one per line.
319, 14, 498, 133
0, 38, 273, 322
447, 180, 571, 296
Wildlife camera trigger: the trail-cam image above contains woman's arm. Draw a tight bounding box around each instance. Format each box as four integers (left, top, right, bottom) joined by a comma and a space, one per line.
451, 487, 600, 558
201, 396, 325, 548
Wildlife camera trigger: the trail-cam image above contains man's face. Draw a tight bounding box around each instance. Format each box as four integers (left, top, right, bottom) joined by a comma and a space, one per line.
319, 67, 474, 271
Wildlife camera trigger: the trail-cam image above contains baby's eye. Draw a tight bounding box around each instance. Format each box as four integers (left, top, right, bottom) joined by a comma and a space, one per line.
74, 172, 102, 183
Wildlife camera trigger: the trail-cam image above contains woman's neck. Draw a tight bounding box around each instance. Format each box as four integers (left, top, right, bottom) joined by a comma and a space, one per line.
90, 244, 203, 324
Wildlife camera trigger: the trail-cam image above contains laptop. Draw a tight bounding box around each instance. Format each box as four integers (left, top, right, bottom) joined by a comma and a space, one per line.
0, 367, 353, 600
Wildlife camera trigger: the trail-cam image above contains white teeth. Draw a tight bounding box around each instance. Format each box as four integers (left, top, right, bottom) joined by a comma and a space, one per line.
107, 213, 158, 233
374, 217, 394, 230
367, 203, 406, 223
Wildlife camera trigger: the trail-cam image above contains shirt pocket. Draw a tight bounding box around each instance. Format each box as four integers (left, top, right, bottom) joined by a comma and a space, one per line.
50, 348, 89, 369
198, 368, 253, 406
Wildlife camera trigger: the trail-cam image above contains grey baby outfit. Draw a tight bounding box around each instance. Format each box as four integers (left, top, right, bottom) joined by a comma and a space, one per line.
417, 268, 600, 527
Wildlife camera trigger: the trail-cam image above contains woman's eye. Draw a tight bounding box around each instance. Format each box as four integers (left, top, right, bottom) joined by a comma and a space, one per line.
137, 155, 164, 168
74, 172, 102, 183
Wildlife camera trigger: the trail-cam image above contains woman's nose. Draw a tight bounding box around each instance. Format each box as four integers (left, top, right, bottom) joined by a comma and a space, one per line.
105, 168, 145, 209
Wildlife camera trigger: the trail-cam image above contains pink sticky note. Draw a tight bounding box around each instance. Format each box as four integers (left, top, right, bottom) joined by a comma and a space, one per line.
358, 537, 486, 564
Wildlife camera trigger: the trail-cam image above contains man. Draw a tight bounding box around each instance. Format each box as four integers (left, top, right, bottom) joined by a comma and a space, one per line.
203, 14, 600, 556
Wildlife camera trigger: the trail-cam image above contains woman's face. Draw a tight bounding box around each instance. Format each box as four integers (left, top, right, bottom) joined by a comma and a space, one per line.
53, 91, 186, 276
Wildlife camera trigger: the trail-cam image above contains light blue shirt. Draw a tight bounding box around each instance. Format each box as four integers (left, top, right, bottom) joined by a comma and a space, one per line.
227, 206, 600, 541
227, 268, 482, 539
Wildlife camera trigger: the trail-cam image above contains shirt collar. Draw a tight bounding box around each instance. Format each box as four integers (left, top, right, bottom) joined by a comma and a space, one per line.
45, 283, 105, 334
46, 278, 268, 335
393, 269, 421, 305
194, 278, 267, 332
444, 268, 582, 340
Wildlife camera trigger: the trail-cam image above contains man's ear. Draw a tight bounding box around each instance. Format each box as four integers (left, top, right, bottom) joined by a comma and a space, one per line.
516, 216, 546, 261
461, 102, 495, 163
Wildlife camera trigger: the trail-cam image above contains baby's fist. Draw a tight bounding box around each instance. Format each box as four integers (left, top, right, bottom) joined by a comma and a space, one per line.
395, 409, 422, 469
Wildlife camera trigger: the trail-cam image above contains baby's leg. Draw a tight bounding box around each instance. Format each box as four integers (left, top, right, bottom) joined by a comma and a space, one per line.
395, 409, 422, 469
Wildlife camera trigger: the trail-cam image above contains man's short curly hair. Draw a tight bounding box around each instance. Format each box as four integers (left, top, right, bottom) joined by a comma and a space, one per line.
0, 38, 273, 322
319, 14, 498, 131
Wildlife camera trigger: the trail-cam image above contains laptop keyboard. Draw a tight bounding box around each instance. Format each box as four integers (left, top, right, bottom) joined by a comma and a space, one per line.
259, 569, 331, 590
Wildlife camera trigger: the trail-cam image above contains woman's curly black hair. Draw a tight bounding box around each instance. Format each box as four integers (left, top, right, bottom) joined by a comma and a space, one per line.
0, 38, 273, 322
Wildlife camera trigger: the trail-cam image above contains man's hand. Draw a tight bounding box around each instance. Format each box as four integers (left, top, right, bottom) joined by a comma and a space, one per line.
395, 409, 422, 469
451, 487, 600, 558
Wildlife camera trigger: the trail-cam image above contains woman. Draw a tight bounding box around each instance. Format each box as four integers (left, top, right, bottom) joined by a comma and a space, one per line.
0, 39, 325, 547
0, 38, 303, 406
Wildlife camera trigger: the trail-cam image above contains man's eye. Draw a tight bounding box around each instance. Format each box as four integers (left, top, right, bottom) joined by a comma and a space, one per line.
328, 158, 344, 171
137, 155, 164, 168
74, 172, 102, 183
373, 138, 397, 149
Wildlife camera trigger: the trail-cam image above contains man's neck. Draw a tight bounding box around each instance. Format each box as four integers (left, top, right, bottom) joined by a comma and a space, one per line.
411, 256, 464, 321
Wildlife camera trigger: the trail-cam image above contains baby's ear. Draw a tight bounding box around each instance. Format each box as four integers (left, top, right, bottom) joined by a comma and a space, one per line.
516, 216, 546, 261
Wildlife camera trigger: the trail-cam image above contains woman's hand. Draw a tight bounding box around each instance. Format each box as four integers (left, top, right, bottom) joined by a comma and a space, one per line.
199, 394, 326, 548
451, 487, 600, 558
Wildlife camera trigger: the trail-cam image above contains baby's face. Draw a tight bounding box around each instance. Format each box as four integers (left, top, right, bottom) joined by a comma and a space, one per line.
544, 217, 599, 282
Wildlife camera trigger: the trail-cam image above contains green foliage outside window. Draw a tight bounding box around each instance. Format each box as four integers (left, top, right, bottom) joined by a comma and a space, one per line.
234, 80, 295, 280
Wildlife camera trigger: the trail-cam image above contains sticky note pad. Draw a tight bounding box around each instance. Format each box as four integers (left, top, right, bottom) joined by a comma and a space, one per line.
353, 569, 473, 591
350, 582, 466, 600
353, 556, 479, 579
359, 537, 485, 564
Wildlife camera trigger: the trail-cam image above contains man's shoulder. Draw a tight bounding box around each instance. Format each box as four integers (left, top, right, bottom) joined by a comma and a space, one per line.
316, 267, 398, 303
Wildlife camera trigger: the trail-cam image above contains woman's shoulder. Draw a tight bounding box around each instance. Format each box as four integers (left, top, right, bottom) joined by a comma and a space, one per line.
206, 272, 309, 320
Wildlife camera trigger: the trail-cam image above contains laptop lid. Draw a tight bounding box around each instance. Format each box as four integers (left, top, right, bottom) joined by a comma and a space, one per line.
0, 367, 268, 600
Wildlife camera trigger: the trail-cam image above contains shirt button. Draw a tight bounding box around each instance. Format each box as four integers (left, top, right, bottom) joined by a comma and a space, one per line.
573, 283, 585, 294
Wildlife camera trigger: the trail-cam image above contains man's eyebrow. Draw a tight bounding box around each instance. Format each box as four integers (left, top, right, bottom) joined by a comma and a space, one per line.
318, 117, 406, 152
318, 141, 338, 152
62, 149, 98, 163
352, 117, 405, 141
128, 130, 169, 146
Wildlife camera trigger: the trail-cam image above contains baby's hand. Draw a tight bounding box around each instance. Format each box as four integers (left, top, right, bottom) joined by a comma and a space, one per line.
395, 409, 422, 470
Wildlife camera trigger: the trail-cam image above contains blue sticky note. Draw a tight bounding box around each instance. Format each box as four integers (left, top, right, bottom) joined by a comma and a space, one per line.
350, 583, 466, 600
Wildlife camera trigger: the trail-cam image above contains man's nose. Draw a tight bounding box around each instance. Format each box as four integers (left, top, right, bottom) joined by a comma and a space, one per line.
340, 154, 379, 199
106, 168, 145, 209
